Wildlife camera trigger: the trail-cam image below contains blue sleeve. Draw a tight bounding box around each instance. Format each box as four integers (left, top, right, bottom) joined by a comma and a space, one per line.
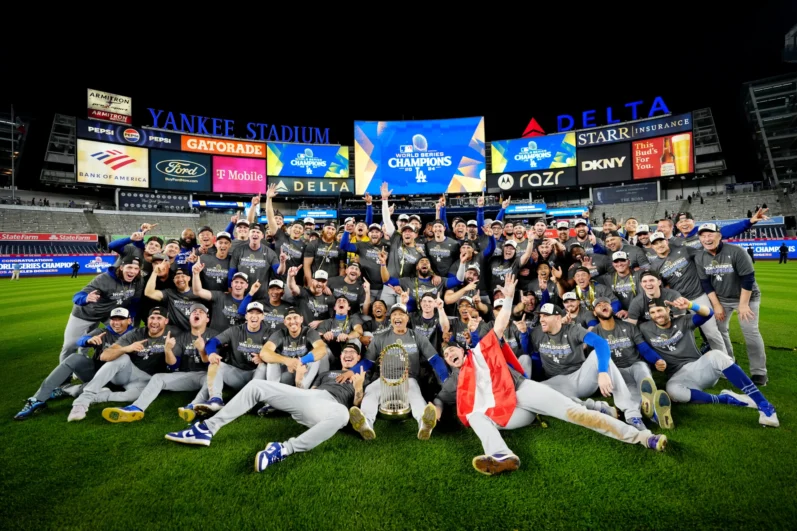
520, 331, 530, 354
739, 273, 755, 291
271, 262, 280, 274
611, 300, 622, 314
365, 204, 373, 226
720, 219, 752, 240
227, 267, 238, 287
692, 306, 714, 328
385, 277, 400, 287
427, 355, 449, 383
496, 208, 505, 221
128, 299, 139, 319
73, 291, 89, 305
339, 231, 357, 253
445, 274, 463, 289
540, 290, 550, 305
238, 294, 253, 316
108, 237, 132, 254
586, 318, 598, 328
636, 341, 663, 364
477, 207, 485, 235
224, 221, 235, 235
700, 278, 715, 295
205, 337, 221, 356
470, 330, 481, 346
583, 332, 610, 373
349, 358, 375, 374
167, 358, 181, 371
593, 242, 607, 255
76, 334, 93, 347
440, 205, 448, 230
482, 235, 496, 258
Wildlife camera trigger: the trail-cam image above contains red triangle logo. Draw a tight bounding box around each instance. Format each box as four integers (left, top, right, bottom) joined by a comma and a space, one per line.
522, 117, 546, 138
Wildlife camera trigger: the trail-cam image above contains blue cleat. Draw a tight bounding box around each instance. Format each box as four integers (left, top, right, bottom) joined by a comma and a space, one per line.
14, 398, 47, 420
102, 405, 144, 423
165, 422, 213, 446
646, 434, 668, 451
193, 397, 224, 417
472, 453, 520, 475
257, 405, 275, 417
50, 387, 66, 400
255, 442, 285, 472
627, 417, 647, 431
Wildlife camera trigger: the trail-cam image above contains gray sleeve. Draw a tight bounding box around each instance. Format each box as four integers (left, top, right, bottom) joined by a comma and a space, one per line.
416, 332, 439, 361
732, 245, 755, 277
694, 254, 709, 280
628, 296, 644, 320
229, 247, 240, 270
434, 376, 458, 407
115, 329, 140, 348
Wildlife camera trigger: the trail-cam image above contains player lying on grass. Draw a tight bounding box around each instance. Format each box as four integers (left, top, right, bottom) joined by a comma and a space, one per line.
101, 303, 219, 423
14, 308, 134, 420
638, 297, 779, 428
434, 273, 667, 477
164, 341, 368, 472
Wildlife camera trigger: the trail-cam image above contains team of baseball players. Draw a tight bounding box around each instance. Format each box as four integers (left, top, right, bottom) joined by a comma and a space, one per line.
13, 183, 780, 475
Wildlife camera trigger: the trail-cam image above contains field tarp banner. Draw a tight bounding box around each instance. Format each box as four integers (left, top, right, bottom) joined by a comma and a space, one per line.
0, 254, 117, 276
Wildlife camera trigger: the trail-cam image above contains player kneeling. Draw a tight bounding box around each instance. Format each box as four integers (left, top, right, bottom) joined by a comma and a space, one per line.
164, 341, 368, 472
435, 274, 667, 477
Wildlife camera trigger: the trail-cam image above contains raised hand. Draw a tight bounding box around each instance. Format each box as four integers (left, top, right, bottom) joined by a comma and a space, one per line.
193, 335, 206, 352
252, 194, 262, 205
249, 280, 261, 296
130, 231, 145, 242
86, 290, 101, 303
388, 204, 395, 216
380, 182, 393, 201
87, 332, 106, 346
665, 297, 691, 311
352, 366, 366, 389
230, 213, 239, 224
187, 250, 198, 263
288, 265, 302, 278
435, 297, 445, 311
750, 207, 770, 224
192, 261, 204, 275
280, 250, 288, 263
140, 223, 158, 234
477, 195, 484, 207
502, 197, 511, 209
129, 339, 148, 352
588, 233, 597, 245
364, 193, 372, 205
164, 331, 176, 351
439, 195, 446, 207
515, 314, 528, 333
551, 265, 563, 280
362, 279, 370, 293
502, 272, 518, 298
267, 183, 279, 198
377, 247, 388, 266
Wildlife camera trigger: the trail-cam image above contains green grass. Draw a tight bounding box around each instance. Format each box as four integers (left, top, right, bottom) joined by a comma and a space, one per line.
2, 264, 796, 530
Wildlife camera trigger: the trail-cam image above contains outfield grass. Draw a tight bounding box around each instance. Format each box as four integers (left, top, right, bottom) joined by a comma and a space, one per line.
1, 264, 796, 530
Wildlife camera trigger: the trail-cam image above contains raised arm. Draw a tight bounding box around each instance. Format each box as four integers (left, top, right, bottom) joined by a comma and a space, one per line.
144, 261, 167, 301
191, 262, 213, 301
493, 273, 517, 339
381, 182, 396, 239
265, 185, 279, 236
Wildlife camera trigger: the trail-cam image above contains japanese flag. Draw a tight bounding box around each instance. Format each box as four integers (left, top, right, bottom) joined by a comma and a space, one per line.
456, 330, 524, 428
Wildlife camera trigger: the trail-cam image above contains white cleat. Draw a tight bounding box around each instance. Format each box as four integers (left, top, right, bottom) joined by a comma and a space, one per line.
759, 410, 780, 428
719, 390, 757, 409
68, 405, 87, 422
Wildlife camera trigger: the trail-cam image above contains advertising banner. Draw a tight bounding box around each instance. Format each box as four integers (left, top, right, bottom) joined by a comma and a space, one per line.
87, 89, 132, 125
355, 117, 486, 195
575, 124, 633, 147
490, 132, 576, 173
296, 209, 337, 219
631, 112, 693, 140
0, 254, 117, 276
726, 239, 797, 259
699, 216, 785, 228
182, 136, 266, 158
0, 233, 98, 242
504, 203, 547, 215
118, 191, 191, 212
150, 150, 211, 191
267, 143, 349, 177
487, 167, 577, 193
212, 157, 267, 194
191, 200, 249, 209
270, 177, 354, 196
593, 182, 658, 205
632, 132, 693, 179
77, 139, 149, 188
577, 142, 632, 185
77, 120, 181, 150
547, 207, 589, 216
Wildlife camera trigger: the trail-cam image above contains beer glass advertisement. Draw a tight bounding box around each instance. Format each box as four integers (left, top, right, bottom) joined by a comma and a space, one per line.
267, 143, 349, 178
632, 132, 693, 179
354, 117, 485, 195
490, 132, 576, 173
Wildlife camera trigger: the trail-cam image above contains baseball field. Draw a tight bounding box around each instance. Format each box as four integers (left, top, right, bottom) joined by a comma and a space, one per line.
2, 263, 795, 529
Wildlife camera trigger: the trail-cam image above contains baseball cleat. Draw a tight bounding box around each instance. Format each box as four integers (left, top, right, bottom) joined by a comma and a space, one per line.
49, 387, 66, 400
14, 398, 47, 420
255, 442, 286, 472
646, 434, 668, 452
653, 390, 674, 429
758, 403, 779, 428
417, 403, 437, 441
640, 377, 657, 418
257, 405, 275, 417
178, 404, 196, 423
67, 405, 87, 422
102, 405, 144, 423
193, 397, 224, 416
627, 417, 647, 431
349, 406, 375, 440
597, 401, 619, 419
472, 453, 520, 475
719, 390, 756, 408
165, 422, 213, 446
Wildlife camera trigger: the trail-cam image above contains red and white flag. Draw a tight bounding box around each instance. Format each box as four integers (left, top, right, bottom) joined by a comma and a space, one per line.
456, 330, 524, 428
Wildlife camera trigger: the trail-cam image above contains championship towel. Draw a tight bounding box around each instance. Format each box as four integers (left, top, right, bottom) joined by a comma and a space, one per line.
456, 330, 524, 428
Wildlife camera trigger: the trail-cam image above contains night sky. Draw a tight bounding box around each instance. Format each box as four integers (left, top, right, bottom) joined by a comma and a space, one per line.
7, 6, 797, 192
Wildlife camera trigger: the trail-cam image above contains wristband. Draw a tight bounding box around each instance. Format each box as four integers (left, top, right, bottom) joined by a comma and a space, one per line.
688, 301, 701, 312
300, 353, 315, 365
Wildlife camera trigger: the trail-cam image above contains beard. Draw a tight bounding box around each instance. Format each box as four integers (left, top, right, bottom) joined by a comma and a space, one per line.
180, 237, 195, 249
597, 312, 614, 321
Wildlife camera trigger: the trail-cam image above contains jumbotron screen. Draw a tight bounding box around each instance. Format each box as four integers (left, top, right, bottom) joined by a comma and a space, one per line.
354, 117, 485, 195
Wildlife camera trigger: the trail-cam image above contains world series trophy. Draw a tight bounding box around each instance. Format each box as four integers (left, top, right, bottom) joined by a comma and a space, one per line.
378, 342, 411, 420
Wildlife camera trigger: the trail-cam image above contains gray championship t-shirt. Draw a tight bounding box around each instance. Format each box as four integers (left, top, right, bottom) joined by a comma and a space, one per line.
628, 288, 683, 323
591, 321, 644, 369
199, 254, 231, 292
326, 276, 366, 314
212, 323, 271, 371
650, 246, 703, 299
174, 328, 220, 372
208, 291, 248, 331
424, 237, 460, 277
365, 329, 439, 380
160, 288, 205, 332
695, 243, 761, 305
312, 370, 363, 406
72, 272, 143, 322
267, 326, 323, 359
639, 315, 701, 376
530, 323, 589, 377
229, 244, 279, 295
387, 233, 425, 279
114, 328, 168, 375
304, 239, 344, 281
598, 271, 643, 311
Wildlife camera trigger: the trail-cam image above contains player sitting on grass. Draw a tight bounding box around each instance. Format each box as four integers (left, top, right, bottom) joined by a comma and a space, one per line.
164, 341, 368, 473
434, 273, 667, 477
637, 297, 779, 428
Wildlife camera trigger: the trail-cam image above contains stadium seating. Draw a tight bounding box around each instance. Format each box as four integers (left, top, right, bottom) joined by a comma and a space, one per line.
93, 212, 201, 239
0, 207, 93, 234
0, 242, 100, 254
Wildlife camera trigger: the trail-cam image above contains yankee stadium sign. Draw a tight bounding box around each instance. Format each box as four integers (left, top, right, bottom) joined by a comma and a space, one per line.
147, 108, 330, 144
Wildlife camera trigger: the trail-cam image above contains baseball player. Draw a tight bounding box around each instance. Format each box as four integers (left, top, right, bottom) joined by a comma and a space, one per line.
227, 223, 280, 297
186, 302, 270, 418
304, 220, 345, 284
597, 251, 642, 318
626, 270, 683, 325
260, 307, 329, 385
595, 230, 650, 271
266, 185, 307, 281
326, 262, 369, 315
694, 223, 768, 385
14, 308, 133, 420
193, 267, 253, 331
435, 274, 666, 475
346, 303, 450, 441
101, 303, 219, 423
145, 261, 204, 333
425, 219, 462, 277
555, 265, 619, 314
67, 307, 171, 421
674, 209, 767, 249
59, 255, 143, 363
197, 231, 233, 292
164, 342, 369, 472
638, 297, 778, 427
